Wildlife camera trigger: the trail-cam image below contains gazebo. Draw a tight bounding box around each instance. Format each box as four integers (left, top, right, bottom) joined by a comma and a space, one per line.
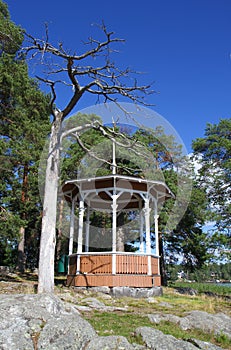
62, 167, 174, 288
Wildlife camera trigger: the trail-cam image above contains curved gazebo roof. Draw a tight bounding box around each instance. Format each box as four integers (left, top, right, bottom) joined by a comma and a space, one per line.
62, 174, 174, 212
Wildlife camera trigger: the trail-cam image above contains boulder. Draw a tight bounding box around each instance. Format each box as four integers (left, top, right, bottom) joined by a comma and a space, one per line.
86, 335, 137, 350
148, 310, 231, 339
111, 286, 163, 298
135, 327, 198, 349
135, 327, 224, 350
0, 293, 96, 350
0, 293, 228, 350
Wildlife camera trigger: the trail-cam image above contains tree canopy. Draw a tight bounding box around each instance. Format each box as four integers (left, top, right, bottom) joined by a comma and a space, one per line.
192, 118, 231, 261
0, 0, 51, 270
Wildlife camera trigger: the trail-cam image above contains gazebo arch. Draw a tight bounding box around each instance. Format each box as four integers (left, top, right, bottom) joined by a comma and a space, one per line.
62, 171, 174, 288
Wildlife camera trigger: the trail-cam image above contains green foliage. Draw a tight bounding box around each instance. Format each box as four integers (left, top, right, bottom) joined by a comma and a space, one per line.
172, 280, 231, 296
0, 1, 24, 55
192, 118, 231, 236
0, 210, 22, 266
0, 1, 51, 268
61, 113, 104, 181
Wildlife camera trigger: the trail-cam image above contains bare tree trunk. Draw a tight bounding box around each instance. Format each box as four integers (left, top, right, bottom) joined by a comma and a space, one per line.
159, 231, 167, 286
17, 226, 26, 273
116, 212, 125, 252
38, 114, 62, 294
17, 164, 28, 273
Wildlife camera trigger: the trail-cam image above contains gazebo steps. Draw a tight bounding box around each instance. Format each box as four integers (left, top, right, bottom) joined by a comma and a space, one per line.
66, 273, 161, 288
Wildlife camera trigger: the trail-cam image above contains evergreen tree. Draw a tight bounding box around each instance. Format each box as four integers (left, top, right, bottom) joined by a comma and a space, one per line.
0, 0, 51, 270
192, 118, 231, 261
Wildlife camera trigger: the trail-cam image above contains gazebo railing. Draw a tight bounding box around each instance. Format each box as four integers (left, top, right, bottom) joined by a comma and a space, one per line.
68, 252, 159, 276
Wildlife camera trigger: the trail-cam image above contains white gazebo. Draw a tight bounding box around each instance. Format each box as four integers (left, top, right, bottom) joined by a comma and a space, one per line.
62, 169, 174, 287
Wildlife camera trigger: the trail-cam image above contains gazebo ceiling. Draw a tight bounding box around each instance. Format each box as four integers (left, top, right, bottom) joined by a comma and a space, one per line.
62, 174, 174, 211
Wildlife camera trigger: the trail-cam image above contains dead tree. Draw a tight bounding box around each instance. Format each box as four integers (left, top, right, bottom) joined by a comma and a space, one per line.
22, 23, 154, 293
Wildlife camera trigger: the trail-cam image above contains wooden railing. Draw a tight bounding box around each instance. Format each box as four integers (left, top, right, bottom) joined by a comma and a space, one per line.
80, 254, 112, 274
69, 253, 159, 275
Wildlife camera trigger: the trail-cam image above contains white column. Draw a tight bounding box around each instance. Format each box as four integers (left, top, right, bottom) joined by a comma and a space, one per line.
69, 197, 75, 256
139, 209, 144, 253
85, 206, 90, 252
144, 198, 152, 275
154, 201, 160, 275
111, 193, 117, 275
154, 215, 159, 256
77, 198, 85, 274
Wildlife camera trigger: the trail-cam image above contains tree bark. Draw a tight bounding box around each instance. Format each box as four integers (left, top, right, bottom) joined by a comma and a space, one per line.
116, 212, 125, 252
38, 114, 62, 293
17, 164, 29, 273
17, 226, 26, 273
159, 232, 168, 286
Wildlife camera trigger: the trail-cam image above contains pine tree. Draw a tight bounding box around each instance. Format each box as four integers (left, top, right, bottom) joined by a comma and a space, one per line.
192, 118, 231, 261
0, 0, 51, 270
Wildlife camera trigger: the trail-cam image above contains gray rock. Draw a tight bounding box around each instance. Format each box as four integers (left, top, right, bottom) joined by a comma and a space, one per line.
174, 287, 198, 296
148, 313, 181, 324
189, 338, 224, 350
0, 293, 96, 350
0, 293, 228, 350
81, 297, 128, 312
182, 311, 231, 338
158, 301, 173, 308
111, 286, 163, 298
148, 310, 231, 340
146, 297, 158, 303
90, 286, 111, 294
0, 266, 10, 275
86, 335, 135, 350
38, 314, 95, 349
135, 327, 198, 349
75, 305, 92, 312
82, 297, 107, 309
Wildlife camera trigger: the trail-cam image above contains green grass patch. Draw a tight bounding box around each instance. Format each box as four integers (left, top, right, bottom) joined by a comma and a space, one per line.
155, 321, 231, 349
84, 311, 153, 344
84, 311, 231, 349
171, 281, 231, 296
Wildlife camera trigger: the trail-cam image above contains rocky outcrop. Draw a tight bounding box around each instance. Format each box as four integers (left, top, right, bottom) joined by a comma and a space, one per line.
0, 293, 96, 350
148, 310, 231, 340
0, 293, 228, 350
135, 327, 223, 350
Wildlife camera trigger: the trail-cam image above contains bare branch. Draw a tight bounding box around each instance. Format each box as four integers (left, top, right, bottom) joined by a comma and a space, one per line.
21, 22, 154, 120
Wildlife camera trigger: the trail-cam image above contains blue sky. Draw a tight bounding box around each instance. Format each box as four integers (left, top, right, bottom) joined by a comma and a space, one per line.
5, 0, 231, 152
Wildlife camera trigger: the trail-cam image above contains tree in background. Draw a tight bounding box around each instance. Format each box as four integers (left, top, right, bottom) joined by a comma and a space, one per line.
192, 118, 231, 262
0, 1, 51, 271
165, 183, 209, 277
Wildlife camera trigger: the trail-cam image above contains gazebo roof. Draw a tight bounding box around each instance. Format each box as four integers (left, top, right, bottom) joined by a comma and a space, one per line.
62, 174, 174, 211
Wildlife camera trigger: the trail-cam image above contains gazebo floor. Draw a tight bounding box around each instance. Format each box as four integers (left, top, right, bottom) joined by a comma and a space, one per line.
66, 273, 161, 288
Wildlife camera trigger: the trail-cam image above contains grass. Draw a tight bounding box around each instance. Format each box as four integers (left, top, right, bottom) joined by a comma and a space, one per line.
84, 310, 231, 349
84, 311, 151, 344
171, 281, 231, 296
0, 273, 230, 348
82, 286, 231, 349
